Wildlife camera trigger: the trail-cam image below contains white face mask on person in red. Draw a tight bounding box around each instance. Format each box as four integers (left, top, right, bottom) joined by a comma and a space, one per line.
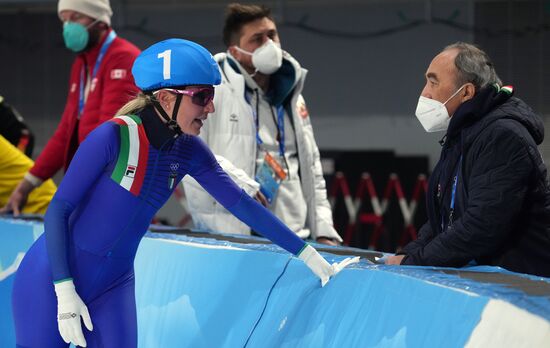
233, 39, 283, 75
415, 85, 465, 132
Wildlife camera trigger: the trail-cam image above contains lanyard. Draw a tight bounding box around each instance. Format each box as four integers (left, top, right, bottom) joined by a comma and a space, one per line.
245, 90, 286, 158
78, 30, 117, 118
275, 105, 285, 158
441, 155, 462, 231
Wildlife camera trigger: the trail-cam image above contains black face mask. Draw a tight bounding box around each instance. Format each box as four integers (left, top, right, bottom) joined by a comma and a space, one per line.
84, 22, 103, 52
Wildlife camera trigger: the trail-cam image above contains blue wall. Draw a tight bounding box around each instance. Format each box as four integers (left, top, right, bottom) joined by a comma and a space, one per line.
2, 218, 549, 347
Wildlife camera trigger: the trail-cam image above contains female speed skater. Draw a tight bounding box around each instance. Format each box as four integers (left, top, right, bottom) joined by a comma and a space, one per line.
12, 38, 357, 347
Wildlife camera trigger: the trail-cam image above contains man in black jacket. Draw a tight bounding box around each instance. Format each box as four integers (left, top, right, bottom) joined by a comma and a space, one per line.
386, 42, 550, 277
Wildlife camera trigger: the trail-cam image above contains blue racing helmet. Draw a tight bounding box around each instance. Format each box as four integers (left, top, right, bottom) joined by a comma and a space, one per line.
132, 38, 221, 92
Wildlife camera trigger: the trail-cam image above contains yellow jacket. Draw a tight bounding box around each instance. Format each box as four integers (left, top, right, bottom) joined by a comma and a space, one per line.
0, 135, 56, 214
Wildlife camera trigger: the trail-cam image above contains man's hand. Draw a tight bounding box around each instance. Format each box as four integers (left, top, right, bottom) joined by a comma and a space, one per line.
254, 191, 268, 207
54, 280, 93, 347
0, 178, 35, 216
385, 255, 406, 265
316, 237, 340, 246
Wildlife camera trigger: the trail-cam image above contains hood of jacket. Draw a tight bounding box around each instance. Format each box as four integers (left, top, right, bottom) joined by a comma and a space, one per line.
446, 84, 544, 149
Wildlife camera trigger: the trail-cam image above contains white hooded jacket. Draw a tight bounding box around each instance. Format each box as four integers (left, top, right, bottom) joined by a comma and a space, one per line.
183, 52, 342, 242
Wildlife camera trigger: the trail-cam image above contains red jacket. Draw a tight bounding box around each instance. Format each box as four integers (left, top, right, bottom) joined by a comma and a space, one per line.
30, 29, 141, 180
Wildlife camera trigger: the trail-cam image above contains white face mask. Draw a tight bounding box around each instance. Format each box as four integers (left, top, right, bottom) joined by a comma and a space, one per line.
233, 39, 283, 75
415, 85, 465, 132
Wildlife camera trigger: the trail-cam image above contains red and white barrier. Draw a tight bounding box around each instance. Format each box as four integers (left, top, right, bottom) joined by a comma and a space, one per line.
329, 172, 428, 250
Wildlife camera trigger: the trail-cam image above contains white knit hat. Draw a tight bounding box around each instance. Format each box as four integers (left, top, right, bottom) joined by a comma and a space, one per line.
58, 0, 113, 26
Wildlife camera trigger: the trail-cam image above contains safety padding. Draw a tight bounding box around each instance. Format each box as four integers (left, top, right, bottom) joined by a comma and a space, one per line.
2, 218, 550, 347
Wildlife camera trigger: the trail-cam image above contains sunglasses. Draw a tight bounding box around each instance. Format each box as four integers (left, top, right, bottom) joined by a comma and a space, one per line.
163, 87, 215, 107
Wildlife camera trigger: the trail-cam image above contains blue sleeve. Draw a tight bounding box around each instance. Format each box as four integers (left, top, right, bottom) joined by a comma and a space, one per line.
44, 197, 75, 282
188, 136, 306, 255
45, 122, 118, 282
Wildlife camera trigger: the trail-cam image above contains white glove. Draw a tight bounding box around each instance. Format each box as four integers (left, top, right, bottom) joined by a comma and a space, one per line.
332, 256, 361, 273
298, 244, 360, 287
54, 279, 93, 347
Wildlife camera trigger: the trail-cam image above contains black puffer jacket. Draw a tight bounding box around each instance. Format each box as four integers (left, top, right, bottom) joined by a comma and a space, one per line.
402, 85, 550, 277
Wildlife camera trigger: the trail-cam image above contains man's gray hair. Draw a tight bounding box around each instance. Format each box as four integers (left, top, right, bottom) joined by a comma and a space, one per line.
444, 42, 502, 91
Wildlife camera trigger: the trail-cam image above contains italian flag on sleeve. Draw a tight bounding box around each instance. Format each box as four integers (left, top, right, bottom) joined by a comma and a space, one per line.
110, 115, 150, 196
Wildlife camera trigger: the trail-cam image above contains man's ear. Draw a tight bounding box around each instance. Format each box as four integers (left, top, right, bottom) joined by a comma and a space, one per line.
228, 45, 240, 59
462, 83, 476, 102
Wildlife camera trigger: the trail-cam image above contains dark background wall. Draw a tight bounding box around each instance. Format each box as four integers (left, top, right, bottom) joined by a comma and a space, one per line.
1, 0, 548, 166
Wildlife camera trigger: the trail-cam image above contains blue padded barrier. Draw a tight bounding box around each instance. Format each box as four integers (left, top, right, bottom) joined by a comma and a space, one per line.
0, 219, 44, 348
2, 218, 550, 347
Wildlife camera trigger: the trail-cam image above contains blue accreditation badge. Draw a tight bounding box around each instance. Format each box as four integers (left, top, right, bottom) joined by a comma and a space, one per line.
255, 153, 287, 204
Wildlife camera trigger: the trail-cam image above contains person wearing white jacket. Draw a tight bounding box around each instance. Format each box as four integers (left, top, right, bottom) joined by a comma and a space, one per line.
183, 3, 342, 245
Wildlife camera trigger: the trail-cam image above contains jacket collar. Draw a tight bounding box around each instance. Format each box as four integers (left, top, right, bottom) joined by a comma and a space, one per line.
446, 84, 512, 141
